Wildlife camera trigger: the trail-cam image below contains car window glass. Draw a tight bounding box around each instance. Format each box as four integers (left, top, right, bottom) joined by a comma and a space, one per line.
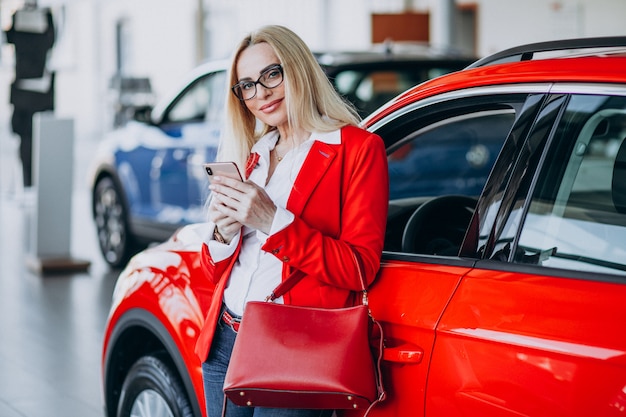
205, 71, 227, 124
383, 108, 515, 254
514, 94, 626, 276
335, 69, 444, 117
373, 93, 530, 255
387, 110, 514, 200
166, 71, 225, 124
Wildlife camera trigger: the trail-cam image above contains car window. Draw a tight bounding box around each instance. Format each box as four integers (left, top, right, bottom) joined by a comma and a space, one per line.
335, 70, 419, 116
379, 94, 527, 254
513, 94, 626, 276
205, 71, 227, 124
334, 67, 460, 117
387, 110, 513, 200
166, 70, 226, 124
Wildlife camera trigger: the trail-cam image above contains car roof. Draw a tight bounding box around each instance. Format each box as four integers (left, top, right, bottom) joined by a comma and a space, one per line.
315, 42, 476, 69
467, 35, 626, 68
364, 37, 626, 126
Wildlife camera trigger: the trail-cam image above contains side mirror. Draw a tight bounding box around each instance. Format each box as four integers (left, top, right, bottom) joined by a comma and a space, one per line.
132, 106, 153, 124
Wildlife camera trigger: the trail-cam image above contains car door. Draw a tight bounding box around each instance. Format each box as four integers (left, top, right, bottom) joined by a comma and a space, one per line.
427, 90, 626, 416
360, 87, 548, 416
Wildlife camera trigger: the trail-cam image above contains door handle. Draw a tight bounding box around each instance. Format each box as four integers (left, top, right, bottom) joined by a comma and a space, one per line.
383, 344, 424, 364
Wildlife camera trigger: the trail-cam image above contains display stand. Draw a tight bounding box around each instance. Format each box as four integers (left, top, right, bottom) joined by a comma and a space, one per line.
26, 113, 90, 274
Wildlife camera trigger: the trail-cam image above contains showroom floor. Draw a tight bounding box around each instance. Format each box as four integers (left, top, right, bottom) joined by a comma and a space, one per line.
0, 130, 118, 417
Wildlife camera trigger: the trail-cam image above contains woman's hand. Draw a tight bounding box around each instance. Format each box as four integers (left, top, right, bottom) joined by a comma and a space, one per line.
209, 176, 277, 235
208, 203, 241, 244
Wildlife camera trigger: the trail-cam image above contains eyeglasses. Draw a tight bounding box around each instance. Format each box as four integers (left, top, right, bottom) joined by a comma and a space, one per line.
232, 64, 284, 101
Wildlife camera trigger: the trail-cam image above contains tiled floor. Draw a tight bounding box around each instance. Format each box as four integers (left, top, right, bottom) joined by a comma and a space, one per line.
0, 132, 117, 417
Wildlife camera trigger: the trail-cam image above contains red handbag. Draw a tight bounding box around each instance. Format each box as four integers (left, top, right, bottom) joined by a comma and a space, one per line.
223, 251, 385, 413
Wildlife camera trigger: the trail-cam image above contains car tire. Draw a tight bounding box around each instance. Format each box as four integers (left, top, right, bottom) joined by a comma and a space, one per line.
117, 355, 194, 417
93, 176, 135, 268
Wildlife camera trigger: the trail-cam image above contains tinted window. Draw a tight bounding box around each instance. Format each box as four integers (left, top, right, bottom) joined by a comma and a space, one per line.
334, 70, 424, 116
514, 94, 626, 276
387, 110, 513, 200
333, 66, 464, 117
380, 96, 522, 254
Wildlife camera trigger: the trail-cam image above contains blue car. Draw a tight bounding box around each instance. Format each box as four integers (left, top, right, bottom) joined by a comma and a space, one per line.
89, 46, 476, 267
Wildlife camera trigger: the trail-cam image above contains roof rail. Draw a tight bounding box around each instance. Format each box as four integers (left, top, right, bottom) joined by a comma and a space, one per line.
467, 36, 626, 69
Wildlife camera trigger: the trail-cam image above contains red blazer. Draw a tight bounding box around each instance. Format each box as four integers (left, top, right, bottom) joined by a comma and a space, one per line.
194, 125, 389, 361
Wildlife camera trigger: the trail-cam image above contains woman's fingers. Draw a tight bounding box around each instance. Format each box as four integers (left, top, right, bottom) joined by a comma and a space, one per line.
209, 177, 276, 233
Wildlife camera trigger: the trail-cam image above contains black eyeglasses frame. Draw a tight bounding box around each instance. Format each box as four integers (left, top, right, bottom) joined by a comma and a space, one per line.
231, 64, 284, 101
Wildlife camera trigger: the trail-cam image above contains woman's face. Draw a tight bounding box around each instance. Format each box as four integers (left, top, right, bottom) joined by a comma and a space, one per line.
236, 43, 287, 128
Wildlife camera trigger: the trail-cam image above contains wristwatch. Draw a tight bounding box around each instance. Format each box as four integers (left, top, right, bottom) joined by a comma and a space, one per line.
213, 227, 226, 244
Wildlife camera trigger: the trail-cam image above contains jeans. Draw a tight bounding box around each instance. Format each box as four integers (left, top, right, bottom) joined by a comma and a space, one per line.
202, 314, 333, 417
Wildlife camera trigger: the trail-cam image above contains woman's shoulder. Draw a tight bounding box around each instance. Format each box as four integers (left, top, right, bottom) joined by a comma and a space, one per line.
340, 125, 384, 147
340, 124, 366, 136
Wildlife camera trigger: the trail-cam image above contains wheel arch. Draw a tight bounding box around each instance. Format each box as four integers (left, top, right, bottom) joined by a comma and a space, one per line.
102, 308, 203, 417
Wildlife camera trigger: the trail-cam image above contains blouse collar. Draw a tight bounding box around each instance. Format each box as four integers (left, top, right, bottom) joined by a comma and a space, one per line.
252, 128, 341, 154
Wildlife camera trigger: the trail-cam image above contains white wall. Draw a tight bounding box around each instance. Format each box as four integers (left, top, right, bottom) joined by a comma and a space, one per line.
88, 0, 198, 135
52, 1, 101, 141
99, 0, 198, 97
1, 0, 200, 143
204, 0, 372, 60
476, 0, 626, 56
2, 0, 626, 149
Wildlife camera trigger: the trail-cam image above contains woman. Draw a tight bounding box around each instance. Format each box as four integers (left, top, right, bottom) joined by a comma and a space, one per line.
195, 25, 388, 417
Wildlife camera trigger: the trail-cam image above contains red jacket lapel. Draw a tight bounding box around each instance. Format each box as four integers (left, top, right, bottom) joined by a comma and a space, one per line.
286, 141, 337, 217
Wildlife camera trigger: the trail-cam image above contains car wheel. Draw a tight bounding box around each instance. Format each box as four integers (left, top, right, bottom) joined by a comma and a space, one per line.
93, 176, 135, 268
117, 355, 194, 417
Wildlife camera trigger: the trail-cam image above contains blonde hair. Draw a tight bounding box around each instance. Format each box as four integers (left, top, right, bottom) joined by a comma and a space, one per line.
218, 25, 360, 169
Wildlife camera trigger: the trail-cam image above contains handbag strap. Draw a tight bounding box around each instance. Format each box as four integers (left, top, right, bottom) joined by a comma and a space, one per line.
266, 248, 368, 302
365, 316, 387, 416
265, 269, 306, 301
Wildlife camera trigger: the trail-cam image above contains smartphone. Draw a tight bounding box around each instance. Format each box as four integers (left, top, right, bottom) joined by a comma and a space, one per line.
203, 162, 243, 183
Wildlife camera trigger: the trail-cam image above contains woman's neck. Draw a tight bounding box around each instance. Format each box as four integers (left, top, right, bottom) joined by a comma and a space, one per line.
276, 127, 309, 147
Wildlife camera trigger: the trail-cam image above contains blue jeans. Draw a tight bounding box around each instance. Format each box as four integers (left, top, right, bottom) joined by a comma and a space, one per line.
201, 314, 333, 417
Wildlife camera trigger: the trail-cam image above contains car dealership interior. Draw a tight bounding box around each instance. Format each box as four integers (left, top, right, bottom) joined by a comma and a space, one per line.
0, 0, 625, 416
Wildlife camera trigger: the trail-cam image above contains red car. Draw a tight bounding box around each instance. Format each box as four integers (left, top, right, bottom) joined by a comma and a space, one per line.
102, 37, 626, 417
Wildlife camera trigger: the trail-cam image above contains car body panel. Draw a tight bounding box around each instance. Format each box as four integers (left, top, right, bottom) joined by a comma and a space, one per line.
428, 265, 626, 417
361, 257, 472, 416
102, 223, 212, 417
